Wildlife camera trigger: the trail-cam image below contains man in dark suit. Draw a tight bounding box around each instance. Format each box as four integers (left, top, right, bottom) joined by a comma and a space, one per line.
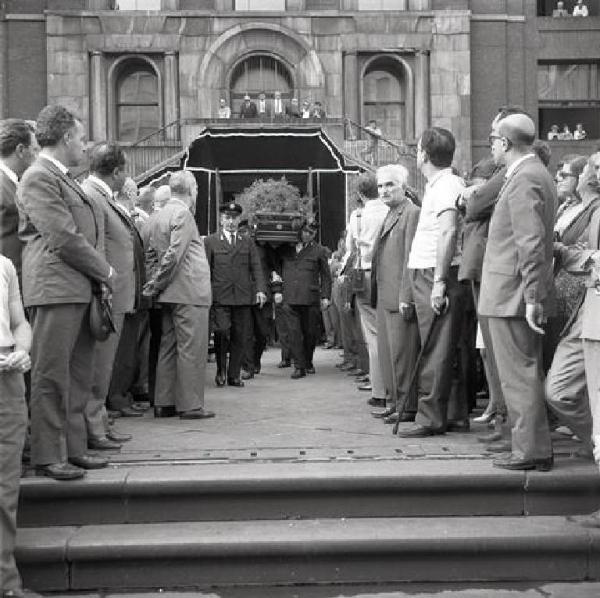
143, 170, 214, 419
479, 113, 556, 471
275, 222, 332, 379
18, 104, 114, 480
0, 119, 39, 277
82, 143, 141, 450
204, 202, 267, 387
240, 94, 258, 119
371, 164, 420, 423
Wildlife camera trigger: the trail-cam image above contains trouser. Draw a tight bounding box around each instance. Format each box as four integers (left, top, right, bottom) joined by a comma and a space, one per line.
108, 310, 149, 410
545, 307, 591, 449
0, 366, 27, 593
339, 302, 359, 366
86, 313, 125, 440
283, 304, 322, 370
29, 303, 93, 465
376, 303, 420, 411
410, 267, 466, 431
148, 306, 163, 405
155, 303, 208, 412
244, 303, 272, 372
486, 315, 552, 461
211, 305, 252, 380
274, 303, 291, 362
356, 299, 385, 398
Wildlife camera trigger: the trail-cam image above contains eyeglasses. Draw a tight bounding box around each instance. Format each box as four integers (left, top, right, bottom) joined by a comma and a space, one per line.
555, 171, 577, 181
488, 134, 502, 146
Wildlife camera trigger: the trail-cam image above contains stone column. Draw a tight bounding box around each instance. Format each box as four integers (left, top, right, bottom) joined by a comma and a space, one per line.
89, 51, 107, 141
415, 50, 430, 139
343, 51, 359, 137
164, 51, 179, 140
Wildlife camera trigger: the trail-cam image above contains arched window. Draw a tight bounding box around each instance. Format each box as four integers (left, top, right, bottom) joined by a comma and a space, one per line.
115, 58, 160, 142
229, 54, 293, 116
363, 58, 406, 141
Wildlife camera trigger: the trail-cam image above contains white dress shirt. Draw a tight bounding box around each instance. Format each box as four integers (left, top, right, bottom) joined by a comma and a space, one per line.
0, 161, 18, 185
343, 198, 389, 270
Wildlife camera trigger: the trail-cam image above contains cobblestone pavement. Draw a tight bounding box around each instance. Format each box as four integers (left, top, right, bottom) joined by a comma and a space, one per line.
103, 346, 585, 466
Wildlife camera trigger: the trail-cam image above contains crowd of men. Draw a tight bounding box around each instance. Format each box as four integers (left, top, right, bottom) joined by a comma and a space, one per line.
218, 93, 327, 121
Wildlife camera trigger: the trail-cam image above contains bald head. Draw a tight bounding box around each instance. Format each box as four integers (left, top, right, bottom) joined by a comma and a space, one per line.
498, 114, 535, 149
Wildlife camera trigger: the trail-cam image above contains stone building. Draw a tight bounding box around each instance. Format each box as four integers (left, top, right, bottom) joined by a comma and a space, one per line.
0, 0, 598, 234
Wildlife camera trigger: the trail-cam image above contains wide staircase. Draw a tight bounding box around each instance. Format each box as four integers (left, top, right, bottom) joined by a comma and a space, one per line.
16, 456, 600, 593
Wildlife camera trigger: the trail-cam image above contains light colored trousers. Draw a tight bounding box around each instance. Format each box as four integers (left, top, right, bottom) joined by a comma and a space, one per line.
356, 299, 385, 399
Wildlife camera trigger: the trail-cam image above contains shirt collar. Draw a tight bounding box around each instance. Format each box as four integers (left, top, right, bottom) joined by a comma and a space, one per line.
505, 153, 535, 179
39, 153, 69, 175
0, 161, 18, 185
87, 174, 114, 199
425, 167, 453, 189
169, 197, 189, 210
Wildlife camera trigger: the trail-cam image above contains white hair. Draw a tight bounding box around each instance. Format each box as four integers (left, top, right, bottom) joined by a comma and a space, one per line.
154, 184, 171, 208
376, 163, 409, 187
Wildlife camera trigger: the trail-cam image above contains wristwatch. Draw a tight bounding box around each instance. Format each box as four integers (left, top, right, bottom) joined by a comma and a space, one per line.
433, 276, 447, 284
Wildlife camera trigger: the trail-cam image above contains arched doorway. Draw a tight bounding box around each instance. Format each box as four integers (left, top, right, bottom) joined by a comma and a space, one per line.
229, 54, 294, 116
362, 56, 409, 141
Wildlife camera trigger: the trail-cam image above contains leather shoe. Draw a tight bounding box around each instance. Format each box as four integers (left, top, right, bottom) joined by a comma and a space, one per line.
215, 374, 226, 387
130, 401, 149, 412
493, 454, 553, 472
484, 441, 512, 453
179, 408, 215, 420
277, 360, 291, 368
291, 368, 306, 379
446, 419, 470, 432
396, 424, 440, 438
477, 431, 503, 444
154, 406, 177, 418
88, 437, 121, 451
107, 429, 132, 442
372, 407, 396, 419
118, 406, 143, 418
35, 462, 85, 480
335, 361, 351, 369
241, 369, 254, 380
356, 375, 370, 383
227, 378, 244, 387
306, 366, 316, 375
358, 384, 372, 392
346, 368, 363, 376
367, 397, 386, 407
69, 454, 108, 470
567, 509, 600, 528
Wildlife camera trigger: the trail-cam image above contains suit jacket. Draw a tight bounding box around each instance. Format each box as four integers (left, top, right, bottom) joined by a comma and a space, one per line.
17, 156, 111, 307
204, 232, 265, 306
479, 156, 556, 318
240, 102, 258, 118
0, 170, 21, 277
277, 241, 332, 306
82, 177, 141, 314
144, 198, 211, 307
372, 200, 420, 310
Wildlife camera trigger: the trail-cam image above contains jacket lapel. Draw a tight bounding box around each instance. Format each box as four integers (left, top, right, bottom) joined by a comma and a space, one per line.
380, 204, 403, 239
589, 209, 600, 250
42, 159, 92, 206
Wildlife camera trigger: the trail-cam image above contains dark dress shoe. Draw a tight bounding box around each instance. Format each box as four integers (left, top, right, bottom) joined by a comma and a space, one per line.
335, 361, 351, 369
484, 441, 512, 454
396, 424, 439, 438
367, 397, 386, 407
347, 368, 363, 376
340, 363, 355, 371
446, 419, 470, 433
107, 429, 132, 442
356, 375, 370, 383
493, 454, 553, 471
227, 378, 245, 387
88, 437, 121, 451
358, 384, 373, 392
132, 392, 151, 404
130, 402, 149, 412
306, 366, 316, 375
397, 412, 416, 423
119, 406, 144, 418
154, 405, 177, 418
383, 413, 400, 424
35, 462, 85, 480
215, 373, 226, 387
179, 408, 215, 420
277, 360, 291, 368
69, 454, 109, 470
372, 407, 396, 419
291, 368, 306, 379
567, 508, 600, 528
241, 369, 254, 380
477, 431, 503, 444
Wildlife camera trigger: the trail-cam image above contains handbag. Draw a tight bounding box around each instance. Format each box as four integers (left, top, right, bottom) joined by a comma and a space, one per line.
89, 285, 116, 342
350, 209, 366, 293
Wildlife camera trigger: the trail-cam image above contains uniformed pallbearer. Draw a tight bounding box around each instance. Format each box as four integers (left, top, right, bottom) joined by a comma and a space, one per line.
204, 203, 267, 387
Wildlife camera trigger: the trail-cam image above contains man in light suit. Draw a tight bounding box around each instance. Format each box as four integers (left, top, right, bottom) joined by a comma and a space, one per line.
0, 119, 39, 278
479, 113, 556, 471
82, 143, 141, 450
18, 104, 114, 480
371, 164, 420, 423
143, 170, 214, 419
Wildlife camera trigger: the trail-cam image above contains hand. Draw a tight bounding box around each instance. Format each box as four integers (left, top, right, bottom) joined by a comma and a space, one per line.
273, 292, 283, 305
256, 292, 267, 308
271, 271, 283, 283
4, 350, 31, 373
321, 298, 330, 311
399, 301, 415, 321
338, 275, 345, 284
430, 280, 448, 315
525, 302, 545, 335
100, 282, 112, 303
343, 301, 352, 312
142, 281, 157, 297
593, 435, 600, 463
105, 266, 115, 290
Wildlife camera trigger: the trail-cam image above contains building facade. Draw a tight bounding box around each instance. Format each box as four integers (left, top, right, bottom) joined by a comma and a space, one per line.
0, 0, 598, 177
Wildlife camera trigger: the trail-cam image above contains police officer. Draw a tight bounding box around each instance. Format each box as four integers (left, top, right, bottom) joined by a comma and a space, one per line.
275, 222, 332, 379
204, 203, 267, 387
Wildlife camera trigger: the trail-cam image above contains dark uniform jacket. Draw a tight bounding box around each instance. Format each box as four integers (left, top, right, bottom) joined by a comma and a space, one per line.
0, 169, 21, 277
204, 231, 266, 306
17, 156, 111, 308
278, 241, 332, 306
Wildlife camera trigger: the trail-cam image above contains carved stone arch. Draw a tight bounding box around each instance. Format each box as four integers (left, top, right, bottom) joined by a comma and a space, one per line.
198, 22, 325, 117
360, 53, 415, 142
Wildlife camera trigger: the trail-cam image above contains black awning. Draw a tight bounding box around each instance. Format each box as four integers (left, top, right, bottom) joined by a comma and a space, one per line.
183, 126, 359, 174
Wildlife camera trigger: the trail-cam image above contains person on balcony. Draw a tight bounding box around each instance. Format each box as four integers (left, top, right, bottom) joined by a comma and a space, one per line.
552, 1, 569, 16
240, 94, 258, 119
218, 98, 231, 119
574, 123, 587, 140
573, 0, 589, 16
257, 92, 270, 120
559, 124, 574, 140
272, 91, 285, 121
547, 124, 560, 140
286, 97, 301, 120
301, 100, 311, 119
311, 101, 326, 120
361, 119, 382, 166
